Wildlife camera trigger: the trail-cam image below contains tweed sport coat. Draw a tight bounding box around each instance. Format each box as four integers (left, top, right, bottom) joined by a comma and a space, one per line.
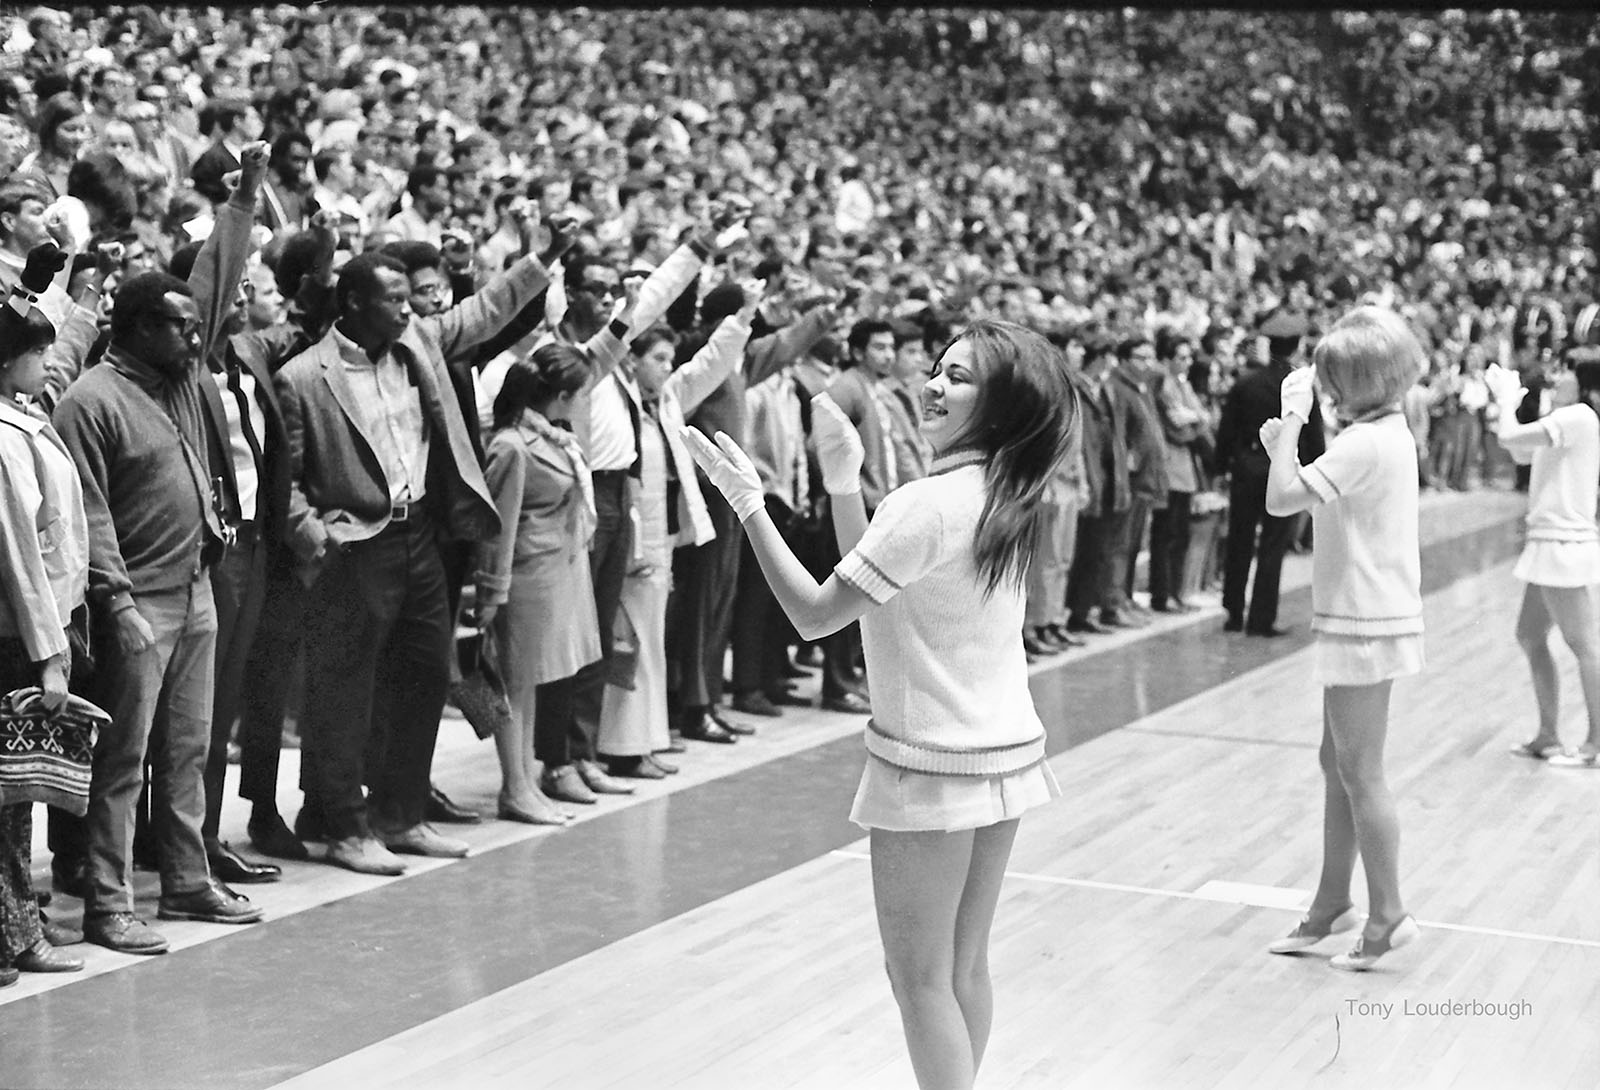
274, 255, 550, 583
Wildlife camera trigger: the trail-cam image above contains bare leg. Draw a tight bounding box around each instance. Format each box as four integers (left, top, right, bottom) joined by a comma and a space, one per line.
1325, 681, 1407, 939
871, 826, 978, 1090
1540, 584, 1600, 753
952, 819, 1020, 1075
494, 667, 565, 821
1307, 704, 1357, 922
1515, 586, 1562, 747
493, 707, 534, 803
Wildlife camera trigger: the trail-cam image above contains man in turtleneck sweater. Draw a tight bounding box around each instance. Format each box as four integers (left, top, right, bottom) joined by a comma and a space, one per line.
52, 148, 277, 954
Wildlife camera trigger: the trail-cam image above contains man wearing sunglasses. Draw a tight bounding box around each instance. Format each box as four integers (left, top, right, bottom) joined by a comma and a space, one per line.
50, 141, 277, 954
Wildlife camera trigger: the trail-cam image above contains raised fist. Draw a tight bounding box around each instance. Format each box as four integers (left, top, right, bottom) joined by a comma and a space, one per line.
239, 140, 270, 172
20, 242, 69, 294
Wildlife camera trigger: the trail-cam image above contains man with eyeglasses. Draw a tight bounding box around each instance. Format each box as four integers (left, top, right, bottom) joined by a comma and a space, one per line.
50, 142, 277, 955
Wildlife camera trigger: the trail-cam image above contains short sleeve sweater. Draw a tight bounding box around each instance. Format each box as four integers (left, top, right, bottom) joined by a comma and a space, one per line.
1524, 404, 1600, 544
833, 456, 1046, 776
1299, 413, 1423, 637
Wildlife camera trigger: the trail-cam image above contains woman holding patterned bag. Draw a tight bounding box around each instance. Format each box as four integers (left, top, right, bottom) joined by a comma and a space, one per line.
0, 243, 91, 983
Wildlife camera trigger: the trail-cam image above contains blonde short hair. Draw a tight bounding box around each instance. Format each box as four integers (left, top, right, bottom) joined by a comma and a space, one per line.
1312, 306, 1424, 416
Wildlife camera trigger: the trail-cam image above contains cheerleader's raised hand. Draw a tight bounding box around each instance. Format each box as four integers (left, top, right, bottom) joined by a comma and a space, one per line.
681, 428, 766, 523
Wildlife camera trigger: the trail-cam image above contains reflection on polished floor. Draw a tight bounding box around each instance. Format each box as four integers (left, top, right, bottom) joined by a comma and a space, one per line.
4, 490, 1597, 1090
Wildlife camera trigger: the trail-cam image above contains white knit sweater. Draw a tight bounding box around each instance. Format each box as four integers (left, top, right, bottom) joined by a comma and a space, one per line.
834, 457, 1047, 776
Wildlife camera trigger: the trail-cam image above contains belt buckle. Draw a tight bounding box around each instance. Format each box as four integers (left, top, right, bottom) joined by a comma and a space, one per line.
391, 502, 410, 523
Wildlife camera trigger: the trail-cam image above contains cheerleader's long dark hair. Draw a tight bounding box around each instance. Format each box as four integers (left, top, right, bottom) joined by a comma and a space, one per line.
938, 319, 1080, 598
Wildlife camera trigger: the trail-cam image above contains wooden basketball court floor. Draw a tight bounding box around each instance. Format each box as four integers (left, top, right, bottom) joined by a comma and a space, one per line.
3, 489, 1596, 1090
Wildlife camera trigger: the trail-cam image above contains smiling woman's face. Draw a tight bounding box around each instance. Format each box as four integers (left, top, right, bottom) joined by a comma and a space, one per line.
920, 337, 983, 455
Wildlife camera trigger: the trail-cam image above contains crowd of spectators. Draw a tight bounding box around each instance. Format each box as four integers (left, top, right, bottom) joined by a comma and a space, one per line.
1, 5, 1597, 973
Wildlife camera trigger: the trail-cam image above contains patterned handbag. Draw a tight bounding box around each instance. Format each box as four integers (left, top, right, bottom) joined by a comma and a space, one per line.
450, 629, 511, 741
0, 687, 110, 817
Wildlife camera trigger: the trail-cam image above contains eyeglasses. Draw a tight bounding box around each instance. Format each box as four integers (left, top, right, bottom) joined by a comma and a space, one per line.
152, 314, 201, 338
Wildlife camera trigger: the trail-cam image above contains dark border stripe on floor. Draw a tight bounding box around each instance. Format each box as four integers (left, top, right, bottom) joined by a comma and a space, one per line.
0, 516, 1522, 1090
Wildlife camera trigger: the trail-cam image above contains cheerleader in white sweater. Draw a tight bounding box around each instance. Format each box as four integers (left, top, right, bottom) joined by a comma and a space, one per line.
1260, 307, 1425, 972
684, 319, 1078, 1090
1485, 357, 1600, 769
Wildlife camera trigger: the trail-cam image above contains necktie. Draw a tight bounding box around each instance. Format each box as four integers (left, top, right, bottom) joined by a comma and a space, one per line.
616, 372, 642, 479
228, 364, 265, 471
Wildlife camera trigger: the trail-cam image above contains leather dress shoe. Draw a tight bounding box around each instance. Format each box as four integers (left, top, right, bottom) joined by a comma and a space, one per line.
542, 764, 599, 804
1223, 615, 1244, 633
1043, 624, 1086, 648
426, 785, 482, 824
644, 753, 678, 775
1246, 625, 1290, 638
158, 877, 265, 924
208, 842, 281, 884
40, 913, 81, 947
1022, 631, 1060, 657
766, 688, 812, 708
0, 966, 16, 987
680, 713, 737, 744
377, 822, 470, 858
822, 691, 871, 715
249, 810, 310, 861
85, 912, 169, 955
1099, 610, 1147, 629
1066, 618, 1112, 635
576, 759, 636, 795
604, 755, 666, 780
15, 938, 84, 973
710, 710, 754, 736
731, 691, 783, 717
326, 835, 406, 875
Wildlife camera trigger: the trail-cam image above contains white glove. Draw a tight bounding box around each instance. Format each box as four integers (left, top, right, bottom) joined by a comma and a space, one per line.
1280, 365, 1316, 424
680, 428, 766, 522
811, 393, 864, 496
1485, 364, 1525, 407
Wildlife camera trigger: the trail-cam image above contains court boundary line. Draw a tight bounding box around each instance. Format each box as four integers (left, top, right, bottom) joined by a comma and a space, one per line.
827, 849, 1600, 950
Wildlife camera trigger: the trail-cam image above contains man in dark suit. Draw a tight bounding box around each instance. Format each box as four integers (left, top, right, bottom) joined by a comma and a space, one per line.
1214, 313, 1326, 636
273, 240, 552, 874
196, 211, 339, 877
1066, 329, 1132, 634
1105, 335, 1168, 627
